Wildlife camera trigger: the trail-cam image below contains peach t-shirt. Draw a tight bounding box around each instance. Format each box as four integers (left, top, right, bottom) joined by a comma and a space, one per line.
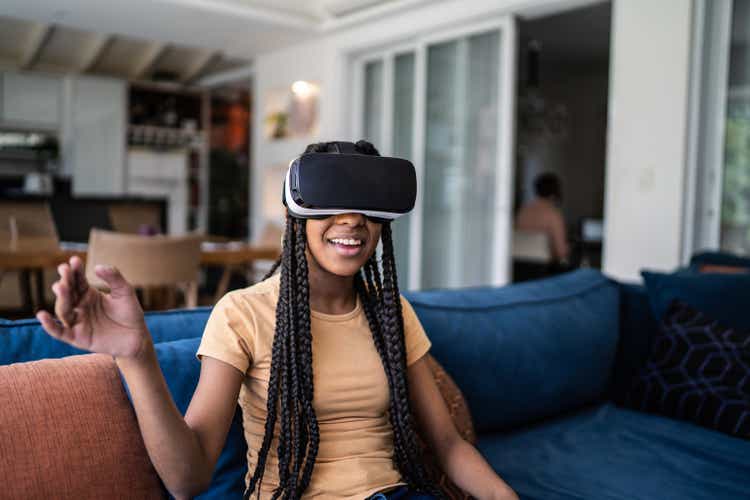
196, 274, 432, 499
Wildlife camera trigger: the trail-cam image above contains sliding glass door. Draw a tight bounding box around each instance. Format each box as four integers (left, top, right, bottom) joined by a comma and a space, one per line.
355, 18, 517, 290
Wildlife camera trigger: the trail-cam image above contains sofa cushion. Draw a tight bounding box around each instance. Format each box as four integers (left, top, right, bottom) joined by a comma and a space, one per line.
641, 271, 750, 330
404, 269, 620, 433
151, 338, 247, 499
624, 301, 750, 438
0, 307, 212, 365
0, 354, 165, 499
478, 403, 750, 500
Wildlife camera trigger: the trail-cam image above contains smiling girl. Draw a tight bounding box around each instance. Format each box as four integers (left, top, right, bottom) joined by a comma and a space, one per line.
36, 140, 517, 500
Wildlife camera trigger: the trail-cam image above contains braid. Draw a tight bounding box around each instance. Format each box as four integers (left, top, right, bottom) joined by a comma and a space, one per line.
243, 215, 319, 500
244, 218, 293, 499
378, 223, 440, 494
294, 221, 320, 494
262, 256, 282, 280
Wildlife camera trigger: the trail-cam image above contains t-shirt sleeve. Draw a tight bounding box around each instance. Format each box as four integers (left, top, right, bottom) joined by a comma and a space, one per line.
196, 292, 255, 375
401, 295, 432, 366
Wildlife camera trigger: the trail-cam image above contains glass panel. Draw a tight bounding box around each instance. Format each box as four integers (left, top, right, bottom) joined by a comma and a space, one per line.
421, 30, 500, 289
392, 52, 416, 286
363, 60, 384, 146
722, 0, 750, 255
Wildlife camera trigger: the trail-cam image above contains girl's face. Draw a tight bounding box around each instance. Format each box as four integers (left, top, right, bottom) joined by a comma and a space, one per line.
305, 213, 382, 277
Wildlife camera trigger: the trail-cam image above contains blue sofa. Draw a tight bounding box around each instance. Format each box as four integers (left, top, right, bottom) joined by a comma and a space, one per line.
2, 268, 749, 499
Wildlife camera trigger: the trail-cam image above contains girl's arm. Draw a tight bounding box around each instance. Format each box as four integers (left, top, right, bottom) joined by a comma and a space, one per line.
407, 356, 519, 500
116, 349, 243, 499
37, 257, 243, 499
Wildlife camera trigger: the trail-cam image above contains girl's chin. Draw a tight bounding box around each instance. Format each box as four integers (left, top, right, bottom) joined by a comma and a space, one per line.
319, 257, 369, 278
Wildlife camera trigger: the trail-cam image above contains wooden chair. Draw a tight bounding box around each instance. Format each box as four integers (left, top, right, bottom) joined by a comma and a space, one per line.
244, 221, 284, 285
0, 201, 59, 252
108, 203, 162, 234
0, 201, 60, 312
85, 229, 202, 309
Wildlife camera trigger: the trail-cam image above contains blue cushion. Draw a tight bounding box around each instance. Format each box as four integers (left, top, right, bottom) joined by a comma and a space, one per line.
0, 307, 212, 365
641, 271, 750, 330
690, 251, 750, 270
477, 403, 750, 500
404, 269, 620, 433
150, 338, 247, 499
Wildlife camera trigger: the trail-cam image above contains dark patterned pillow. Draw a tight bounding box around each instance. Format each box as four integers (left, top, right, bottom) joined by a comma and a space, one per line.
625, 300, 750, 438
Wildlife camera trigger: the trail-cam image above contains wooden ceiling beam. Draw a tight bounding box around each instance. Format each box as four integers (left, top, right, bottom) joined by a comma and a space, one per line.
129, 41, 167, 80
19, 22, 54, 70
78, 33, 113, 73
181, 50, 218, 84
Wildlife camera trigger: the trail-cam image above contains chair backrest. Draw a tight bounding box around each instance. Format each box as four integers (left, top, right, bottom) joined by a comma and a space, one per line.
255, 221, 284, 250
512, 229, 552, 263
0, 201, 59, 251
85, 229, 202, 288
108, 203, 162, 234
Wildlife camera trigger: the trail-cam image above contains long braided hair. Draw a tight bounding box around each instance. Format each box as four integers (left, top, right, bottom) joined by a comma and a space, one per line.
243, 140, 440, 499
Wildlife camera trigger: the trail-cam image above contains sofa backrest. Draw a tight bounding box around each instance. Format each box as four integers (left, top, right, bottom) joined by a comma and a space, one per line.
0, 307, 212, 365
404, 268, 620, 434
0, 354, 165, 499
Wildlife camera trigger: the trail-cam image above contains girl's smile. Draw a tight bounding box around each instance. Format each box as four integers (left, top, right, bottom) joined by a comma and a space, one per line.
326, 235, 366, 257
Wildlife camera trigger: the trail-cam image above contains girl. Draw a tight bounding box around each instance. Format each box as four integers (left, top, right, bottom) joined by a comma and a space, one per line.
37, 141, 517, 500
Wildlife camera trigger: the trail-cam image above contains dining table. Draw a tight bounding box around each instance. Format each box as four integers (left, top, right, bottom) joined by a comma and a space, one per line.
0, 239, 280, 314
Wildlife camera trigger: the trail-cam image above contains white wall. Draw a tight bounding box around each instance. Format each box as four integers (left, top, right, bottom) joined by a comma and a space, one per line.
602, 0, 694, 281
253, 0, 699, 283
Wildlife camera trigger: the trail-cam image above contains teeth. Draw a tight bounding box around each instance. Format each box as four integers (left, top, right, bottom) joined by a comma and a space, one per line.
329, 238, 362, 246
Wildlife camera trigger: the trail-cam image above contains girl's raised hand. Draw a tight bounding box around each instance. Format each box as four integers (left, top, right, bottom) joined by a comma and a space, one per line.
36, 256, 150, 359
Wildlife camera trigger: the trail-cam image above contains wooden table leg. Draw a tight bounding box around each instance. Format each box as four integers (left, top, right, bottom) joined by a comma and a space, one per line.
34, 268, 45, 311
214, 265, 234, 304
18, 270, 33, 315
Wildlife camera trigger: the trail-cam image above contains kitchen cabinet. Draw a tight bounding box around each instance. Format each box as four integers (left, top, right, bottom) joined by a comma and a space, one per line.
69, 76, 126, 196
1, 72, 61, 129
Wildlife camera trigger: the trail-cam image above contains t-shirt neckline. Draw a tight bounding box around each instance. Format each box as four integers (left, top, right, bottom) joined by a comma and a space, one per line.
310, 296, 362, 322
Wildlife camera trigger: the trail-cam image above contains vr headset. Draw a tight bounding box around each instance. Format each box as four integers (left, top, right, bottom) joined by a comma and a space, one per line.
283, 142, 417, 222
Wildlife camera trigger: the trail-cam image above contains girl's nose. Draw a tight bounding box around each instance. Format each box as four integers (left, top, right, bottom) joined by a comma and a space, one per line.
333, 212, 366, 226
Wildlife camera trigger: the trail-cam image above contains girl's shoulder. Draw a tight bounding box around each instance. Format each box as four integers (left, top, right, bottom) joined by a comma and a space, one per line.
217, 273, 280, 313
238, 273, 281, 298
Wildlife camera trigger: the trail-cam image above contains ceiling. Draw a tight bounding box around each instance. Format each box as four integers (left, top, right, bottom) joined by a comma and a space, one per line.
0, 0, 398, 86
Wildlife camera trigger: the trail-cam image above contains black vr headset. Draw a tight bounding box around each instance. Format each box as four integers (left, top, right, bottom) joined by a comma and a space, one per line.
283, 142, 417, 222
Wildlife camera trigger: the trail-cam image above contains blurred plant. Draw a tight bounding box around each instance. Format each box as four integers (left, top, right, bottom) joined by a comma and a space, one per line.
265, 111, 289, 139
722, 110, 750, 252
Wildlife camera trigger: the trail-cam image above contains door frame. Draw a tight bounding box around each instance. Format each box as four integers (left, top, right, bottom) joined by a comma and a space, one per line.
349, 15, 518, 289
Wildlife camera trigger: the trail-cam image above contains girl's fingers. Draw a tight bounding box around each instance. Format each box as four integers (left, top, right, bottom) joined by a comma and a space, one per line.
56, 263, 75, 307
52, 281, 75, 328
69, 256, 89, 296
36, 310, 70, 341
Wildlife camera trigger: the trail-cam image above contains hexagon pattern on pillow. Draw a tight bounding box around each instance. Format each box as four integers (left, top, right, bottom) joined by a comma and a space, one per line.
625, 301, 750, 438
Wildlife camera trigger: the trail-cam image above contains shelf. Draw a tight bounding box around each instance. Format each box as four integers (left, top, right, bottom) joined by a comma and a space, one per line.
127, 124, 205, 150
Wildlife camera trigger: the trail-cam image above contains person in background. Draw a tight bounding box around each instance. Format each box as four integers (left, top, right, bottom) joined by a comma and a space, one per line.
515, 172, 570, 265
